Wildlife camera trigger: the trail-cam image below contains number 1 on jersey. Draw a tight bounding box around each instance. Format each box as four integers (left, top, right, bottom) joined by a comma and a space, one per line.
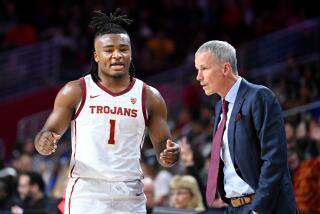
108, 119, 116, 145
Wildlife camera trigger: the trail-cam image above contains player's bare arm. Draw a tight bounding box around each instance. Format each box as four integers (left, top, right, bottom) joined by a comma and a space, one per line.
146, 85, 180, 167
34, 80, 82, 156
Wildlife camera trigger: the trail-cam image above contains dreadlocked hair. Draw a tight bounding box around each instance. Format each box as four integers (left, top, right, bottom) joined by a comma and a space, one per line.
87, 9, 135, 82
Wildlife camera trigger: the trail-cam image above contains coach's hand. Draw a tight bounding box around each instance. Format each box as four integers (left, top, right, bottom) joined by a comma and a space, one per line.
35, 131, 61, 156
160, 139, 180, 167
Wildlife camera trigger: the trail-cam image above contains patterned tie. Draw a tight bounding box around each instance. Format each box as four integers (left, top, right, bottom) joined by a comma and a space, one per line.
206, 99, 229, 206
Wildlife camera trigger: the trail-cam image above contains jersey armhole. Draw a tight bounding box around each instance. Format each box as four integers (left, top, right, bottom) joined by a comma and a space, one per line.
72, 77, 86, 120
142, 83, 148, 126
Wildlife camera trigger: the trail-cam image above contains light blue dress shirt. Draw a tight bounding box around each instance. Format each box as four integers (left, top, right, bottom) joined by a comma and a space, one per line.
220, 77, 255, 198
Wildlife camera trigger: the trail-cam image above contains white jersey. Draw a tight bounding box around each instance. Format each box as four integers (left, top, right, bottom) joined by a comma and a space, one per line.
69, 75, 147, 181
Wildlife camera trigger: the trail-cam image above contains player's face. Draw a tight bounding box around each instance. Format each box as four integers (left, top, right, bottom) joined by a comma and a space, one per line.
94, 33, 132, 79
195, 51, 225, 96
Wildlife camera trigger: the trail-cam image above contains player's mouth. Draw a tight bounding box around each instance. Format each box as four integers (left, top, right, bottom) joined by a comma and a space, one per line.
110, 62, 125, 70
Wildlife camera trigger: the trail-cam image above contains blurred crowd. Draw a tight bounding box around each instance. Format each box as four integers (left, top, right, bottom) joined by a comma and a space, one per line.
1, 59, 319, 214
1, 0, 320, 214
0, 0, 317, 78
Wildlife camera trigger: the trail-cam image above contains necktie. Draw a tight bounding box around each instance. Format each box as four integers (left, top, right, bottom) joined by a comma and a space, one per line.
206, 99, 229, 206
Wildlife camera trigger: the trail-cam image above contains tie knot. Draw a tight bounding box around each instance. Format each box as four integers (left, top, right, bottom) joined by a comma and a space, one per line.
222, 99, 229, 115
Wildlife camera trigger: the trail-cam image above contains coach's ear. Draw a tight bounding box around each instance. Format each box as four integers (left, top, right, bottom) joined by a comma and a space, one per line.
223, 62, 232, 75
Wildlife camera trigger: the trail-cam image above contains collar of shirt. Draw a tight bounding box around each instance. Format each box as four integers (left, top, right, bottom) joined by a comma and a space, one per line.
223, 77, 242, 104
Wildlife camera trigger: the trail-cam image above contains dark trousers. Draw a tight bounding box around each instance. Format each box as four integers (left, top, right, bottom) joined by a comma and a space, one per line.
225, 204, 253, 214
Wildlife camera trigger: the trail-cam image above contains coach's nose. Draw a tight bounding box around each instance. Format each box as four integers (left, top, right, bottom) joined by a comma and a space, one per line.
196, 70, 203, 81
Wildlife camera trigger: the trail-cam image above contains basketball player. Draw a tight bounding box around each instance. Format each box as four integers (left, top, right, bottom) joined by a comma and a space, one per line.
34, 10, 180, 214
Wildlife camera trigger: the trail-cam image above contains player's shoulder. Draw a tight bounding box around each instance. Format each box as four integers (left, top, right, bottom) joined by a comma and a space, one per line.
145, 84, 164, 102
146, 85, 161, 96
65, 79, 82, 88
143, 83, 167, 113
58, 79, 82, 99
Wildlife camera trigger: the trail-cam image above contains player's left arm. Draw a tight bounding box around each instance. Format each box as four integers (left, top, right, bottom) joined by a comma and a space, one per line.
146, 85, 180, 167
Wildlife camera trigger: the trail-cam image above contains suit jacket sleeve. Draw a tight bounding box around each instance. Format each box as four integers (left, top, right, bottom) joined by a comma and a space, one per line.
250, 88, 287, 213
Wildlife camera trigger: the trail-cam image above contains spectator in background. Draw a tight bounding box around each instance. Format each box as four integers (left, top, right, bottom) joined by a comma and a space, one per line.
182, 77, 202, 110
2, 18, 37, 49
0, 177, 16, 212
296, 120, 319, 159
11, 171, 60, 214
309, 119, 320, 156
0, 142, 18, 212
169, 175, 205, 212
142, 177, 155, 214
141, 148, 173, 206
287, 142, 320, 213
12, 153, 32, 174
179, 137, 206, 203
179, 136, 228, 210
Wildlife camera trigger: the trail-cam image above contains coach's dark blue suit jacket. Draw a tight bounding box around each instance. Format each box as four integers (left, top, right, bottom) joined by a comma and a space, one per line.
214, 79, 298, 214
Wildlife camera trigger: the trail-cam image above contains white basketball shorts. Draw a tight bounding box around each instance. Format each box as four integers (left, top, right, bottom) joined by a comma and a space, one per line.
64, 177, 147, 214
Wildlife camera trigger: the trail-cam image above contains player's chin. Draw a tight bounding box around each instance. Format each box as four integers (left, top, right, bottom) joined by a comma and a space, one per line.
110, 70, 127, 78
110, 68, 125, 74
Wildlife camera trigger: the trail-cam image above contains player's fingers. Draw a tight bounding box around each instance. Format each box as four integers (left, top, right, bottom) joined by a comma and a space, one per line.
164, 146, 180, 154
161, 153, 176, 160
166, 139, 175, 148
38, 146, 53, 155
161, 150, 179, 159
52, 133, 61, 142
160, 155, 172, 164
39, 138, 56, 152
46, 133, 57, 143
161, 156, 177, 165
40, 143, 57, 155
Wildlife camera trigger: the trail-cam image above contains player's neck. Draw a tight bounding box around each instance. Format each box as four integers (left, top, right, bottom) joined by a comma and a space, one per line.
98, 75, 132, 93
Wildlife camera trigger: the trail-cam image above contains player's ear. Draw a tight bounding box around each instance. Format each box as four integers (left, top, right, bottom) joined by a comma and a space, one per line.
94, 51, 99, 62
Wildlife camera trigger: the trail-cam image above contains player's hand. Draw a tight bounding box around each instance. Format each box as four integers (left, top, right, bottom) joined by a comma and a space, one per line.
35, 131, 61, 156
160, 139, 180, 167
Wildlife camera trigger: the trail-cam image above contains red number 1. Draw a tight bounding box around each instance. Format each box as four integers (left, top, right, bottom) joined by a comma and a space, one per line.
108, 119, 116, 144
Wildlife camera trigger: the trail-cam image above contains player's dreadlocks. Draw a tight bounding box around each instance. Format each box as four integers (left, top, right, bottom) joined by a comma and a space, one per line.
88, 9, 135, 82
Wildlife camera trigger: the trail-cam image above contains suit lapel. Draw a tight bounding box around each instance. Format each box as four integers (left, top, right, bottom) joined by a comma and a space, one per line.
228, 79, 249, 165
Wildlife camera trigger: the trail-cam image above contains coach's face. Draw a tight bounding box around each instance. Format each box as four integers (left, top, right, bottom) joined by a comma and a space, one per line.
195, 51, 226, 96
94, 33, 132, 79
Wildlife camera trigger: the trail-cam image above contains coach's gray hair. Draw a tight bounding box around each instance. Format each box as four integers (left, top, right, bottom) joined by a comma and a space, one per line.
196, 40, 238, 74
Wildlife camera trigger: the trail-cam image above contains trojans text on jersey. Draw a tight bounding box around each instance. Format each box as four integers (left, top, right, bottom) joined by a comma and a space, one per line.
89, 105, 137, 117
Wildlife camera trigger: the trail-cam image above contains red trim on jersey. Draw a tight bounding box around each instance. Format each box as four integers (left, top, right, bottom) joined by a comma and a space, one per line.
70, 121, 77, 178
68, 177, 79, 214
96, 78, 136, 97
58, 179, 69, 214
73, 77, 86, 120
142, 83, 148, 126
